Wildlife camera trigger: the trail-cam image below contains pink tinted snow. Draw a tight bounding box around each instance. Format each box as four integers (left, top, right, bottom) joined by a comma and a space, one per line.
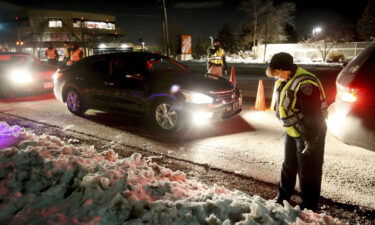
0, 123, 23, 149
0, 122, 349, 225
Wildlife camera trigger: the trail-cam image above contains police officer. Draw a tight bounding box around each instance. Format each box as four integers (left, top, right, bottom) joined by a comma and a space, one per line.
69, 43, 83, 65
266, 52, 327, 211
45, 42, 59, 66
207, 39, 227, 76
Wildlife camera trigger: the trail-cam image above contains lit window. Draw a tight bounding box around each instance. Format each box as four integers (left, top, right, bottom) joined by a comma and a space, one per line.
49, 20, 62, 28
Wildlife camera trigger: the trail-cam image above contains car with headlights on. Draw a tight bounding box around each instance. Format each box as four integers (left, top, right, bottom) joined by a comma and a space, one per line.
326, 40, 375, 151
53, 52, 242, 132
0, 52, 57, 98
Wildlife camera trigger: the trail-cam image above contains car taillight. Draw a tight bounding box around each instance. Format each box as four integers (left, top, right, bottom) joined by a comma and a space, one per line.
337, 88, 358, 103
53, 71, 64, 82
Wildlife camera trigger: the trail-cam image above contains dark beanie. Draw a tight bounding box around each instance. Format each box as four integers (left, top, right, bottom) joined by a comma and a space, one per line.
269, 52, 294, 70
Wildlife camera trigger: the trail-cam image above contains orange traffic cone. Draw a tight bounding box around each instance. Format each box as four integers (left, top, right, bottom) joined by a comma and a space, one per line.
255, 80, 266, 110
229, 66, 236, 85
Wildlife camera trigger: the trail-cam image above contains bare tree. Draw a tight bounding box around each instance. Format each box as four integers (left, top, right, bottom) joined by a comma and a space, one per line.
239, 0, 295, 59
238, 0, 267, 49
303, 28, 353, 62
357, 0, 375, 41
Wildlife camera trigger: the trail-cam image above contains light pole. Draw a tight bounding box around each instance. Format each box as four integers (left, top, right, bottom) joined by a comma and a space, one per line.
161, 0, 170, 57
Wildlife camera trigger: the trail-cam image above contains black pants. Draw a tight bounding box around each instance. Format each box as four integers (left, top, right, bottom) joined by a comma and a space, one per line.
277, 128, 326, 211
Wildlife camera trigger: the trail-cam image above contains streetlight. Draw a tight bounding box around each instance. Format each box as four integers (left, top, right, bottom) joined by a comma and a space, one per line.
312, 27, 322, 35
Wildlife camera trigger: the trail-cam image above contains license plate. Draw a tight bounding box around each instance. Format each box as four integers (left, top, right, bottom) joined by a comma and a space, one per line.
43, 82, 54, 89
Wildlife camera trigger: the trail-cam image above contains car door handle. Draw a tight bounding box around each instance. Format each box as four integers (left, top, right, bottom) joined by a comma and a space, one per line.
105, 82, 114, 86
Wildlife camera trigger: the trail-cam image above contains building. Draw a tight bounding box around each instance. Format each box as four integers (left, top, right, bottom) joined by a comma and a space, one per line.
0, 9, 132, 60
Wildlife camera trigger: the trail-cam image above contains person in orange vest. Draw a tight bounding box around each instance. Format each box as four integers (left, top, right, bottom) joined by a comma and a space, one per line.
207, 39, 227, 76
45, 42, 59, 66
69, 43, 83, 65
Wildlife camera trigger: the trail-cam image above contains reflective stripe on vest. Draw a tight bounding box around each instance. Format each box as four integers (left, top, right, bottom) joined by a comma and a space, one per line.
278, 67, 327, 138
46, 49, 57, 60
209, 48, 225, 65
71, 49, 82, 62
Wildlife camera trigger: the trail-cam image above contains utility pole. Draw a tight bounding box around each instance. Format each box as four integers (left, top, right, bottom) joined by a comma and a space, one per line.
161, 0, 170, 57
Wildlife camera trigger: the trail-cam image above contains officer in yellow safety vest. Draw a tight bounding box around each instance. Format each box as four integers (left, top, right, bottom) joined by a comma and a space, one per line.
69, 44, 83, 65
45, 42, 59, 66
207, 39, 227, 76
266, 52, 327, 211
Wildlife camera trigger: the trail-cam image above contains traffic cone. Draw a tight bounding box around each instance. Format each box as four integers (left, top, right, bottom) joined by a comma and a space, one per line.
255, 80, 266, 110
229, 66, 236, 85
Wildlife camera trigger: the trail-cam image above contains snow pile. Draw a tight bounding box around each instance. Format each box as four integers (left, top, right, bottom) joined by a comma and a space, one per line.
0, 122, 348, 225
0, 122, 23, 150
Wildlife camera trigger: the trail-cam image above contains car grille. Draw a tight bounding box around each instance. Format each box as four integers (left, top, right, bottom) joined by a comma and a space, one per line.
211, 88, 241, 103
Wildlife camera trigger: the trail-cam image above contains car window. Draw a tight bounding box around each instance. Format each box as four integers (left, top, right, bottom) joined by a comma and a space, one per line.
111, 57, 146, 76
357, 51, 375, 83
82, 57, 108, 74
147, 57, 188, 72
0, 55, 36, 66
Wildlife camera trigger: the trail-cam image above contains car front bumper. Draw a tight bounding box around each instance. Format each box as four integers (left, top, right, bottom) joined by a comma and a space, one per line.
180, 94, 243, 127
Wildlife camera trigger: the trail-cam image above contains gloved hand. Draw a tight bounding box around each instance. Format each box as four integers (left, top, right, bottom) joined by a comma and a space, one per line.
297, 136, 318, 156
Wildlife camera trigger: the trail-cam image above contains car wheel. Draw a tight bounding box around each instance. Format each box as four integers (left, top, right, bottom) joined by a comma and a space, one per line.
65, 89, 86, 116
151, 99, 180, 132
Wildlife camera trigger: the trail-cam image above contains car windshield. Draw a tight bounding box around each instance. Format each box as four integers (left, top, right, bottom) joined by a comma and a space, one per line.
147, 57, 190, 73
0, 54, 37, 66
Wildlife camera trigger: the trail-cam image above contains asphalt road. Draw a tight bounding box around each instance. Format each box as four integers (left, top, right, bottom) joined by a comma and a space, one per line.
0, 63, 374, 213
185, 62, 342, 104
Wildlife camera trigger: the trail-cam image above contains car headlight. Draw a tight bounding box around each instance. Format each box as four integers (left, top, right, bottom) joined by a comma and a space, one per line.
9, 69, 33, 83
181, 90, 214, 104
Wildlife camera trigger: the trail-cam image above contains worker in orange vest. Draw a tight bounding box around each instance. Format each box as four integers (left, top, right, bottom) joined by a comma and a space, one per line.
69, 43, 83, 65
45, 42, 59, 66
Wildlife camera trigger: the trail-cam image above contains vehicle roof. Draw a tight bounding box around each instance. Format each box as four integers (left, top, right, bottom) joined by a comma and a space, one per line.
0, 52, 32, 56
93, 51, 165, 58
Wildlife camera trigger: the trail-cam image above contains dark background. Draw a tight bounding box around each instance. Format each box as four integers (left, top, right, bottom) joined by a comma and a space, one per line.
1, 0, 369, 44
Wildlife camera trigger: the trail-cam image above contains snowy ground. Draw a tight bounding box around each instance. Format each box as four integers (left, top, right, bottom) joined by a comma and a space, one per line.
0, 122, 349, 225
191, 52, 344, 67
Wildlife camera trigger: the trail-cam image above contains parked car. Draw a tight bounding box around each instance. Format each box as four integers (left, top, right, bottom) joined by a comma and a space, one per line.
327, 40, 375, 151
0, 52, 56, 98
54, 52, 242, 132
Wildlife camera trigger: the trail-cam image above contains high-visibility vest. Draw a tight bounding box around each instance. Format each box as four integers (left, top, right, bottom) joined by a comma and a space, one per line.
46, 49, 57, 60
208, 48, 225, 65
276, 67, 327, 138
71, 49, 82, 62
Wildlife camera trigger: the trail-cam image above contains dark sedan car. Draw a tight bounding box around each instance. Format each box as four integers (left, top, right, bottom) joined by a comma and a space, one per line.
0, 52, 56, 98
327, 40, 375, 151
54, 52, 242, 132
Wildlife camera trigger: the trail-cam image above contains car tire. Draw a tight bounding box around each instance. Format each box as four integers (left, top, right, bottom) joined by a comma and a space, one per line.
151, 98, 180, 132
64, 88, 86, 116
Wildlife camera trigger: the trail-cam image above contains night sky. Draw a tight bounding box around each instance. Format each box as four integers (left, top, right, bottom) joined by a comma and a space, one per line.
1, 0, 370, 44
